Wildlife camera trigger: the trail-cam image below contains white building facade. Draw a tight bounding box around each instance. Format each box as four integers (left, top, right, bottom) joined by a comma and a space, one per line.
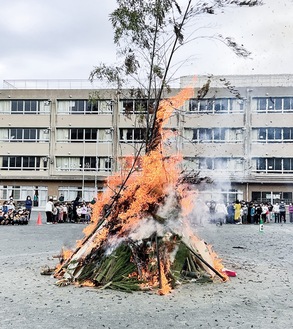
0, 75, 292, 206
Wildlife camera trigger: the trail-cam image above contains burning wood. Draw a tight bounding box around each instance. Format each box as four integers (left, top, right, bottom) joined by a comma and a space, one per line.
53, 87, 228, 294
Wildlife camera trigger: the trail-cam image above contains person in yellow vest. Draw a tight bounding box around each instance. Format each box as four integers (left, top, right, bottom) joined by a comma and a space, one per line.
234, 200, 242, 224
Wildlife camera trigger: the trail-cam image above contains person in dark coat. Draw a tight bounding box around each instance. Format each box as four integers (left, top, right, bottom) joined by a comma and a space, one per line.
72, 196, 80, 222
25, 195, 33, 220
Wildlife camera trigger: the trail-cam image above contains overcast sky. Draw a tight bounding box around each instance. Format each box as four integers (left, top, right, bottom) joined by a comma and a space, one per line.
0, 0, 292, 85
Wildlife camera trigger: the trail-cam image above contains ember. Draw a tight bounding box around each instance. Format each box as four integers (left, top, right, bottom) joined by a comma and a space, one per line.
54, 87, 228, 294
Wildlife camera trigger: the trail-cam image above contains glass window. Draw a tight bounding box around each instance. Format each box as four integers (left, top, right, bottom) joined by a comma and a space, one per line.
69, 100, 85, 113
11, 100, 23, 113
267, 128, 275, 140
199, 100, 209, 112
192, 129, 198, 141
206, 158, 213, 169
207, 100, 213, 112
84, 129, 97, 141
274, 98, 282, 111
214, 99, 228, 112
275, 158, 282, 171
258, 128, 266, 140
189, 99, 198, 112
134, 100, 148, 113
122, 100, 134, 113
84, 157, 96, 170
283, 158, 292, 172
283, 128, 293, 141
10, 100, 46, 114
71, 129, 84, 141
251, 192, 261, 203
213, 128, 226, 141
199, 129, 212, 142
283, 98, 292, 110
214, 158, 227, 169
283, 192, 293, 203
257, 98, 267, 112
274, 128, 282, 140
133, 128, 146, 141
86, 100, 99, 113
256, 158, 266, 171
24, 100, 37, 113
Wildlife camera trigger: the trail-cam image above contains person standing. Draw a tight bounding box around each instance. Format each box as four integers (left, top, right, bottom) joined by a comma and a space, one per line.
33, 194, 38, 207
215, 202, 228, 225
273, 202, 280, 223
234, 200, 242, 224
72, 196, 80, 222
289, 203, 293, 223
25, 196, 33, 220
250, 204, 256, 224
261, 203, 269, 224
242, 203, 248, 224
279, 201, 286, 223
227, 203, 235, 224
59, 194, 64, 202
45, 198, 55, 224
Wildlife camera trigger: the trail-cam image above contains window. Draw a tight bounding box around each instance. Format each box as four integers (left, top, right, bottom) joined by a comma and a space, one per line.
56, 128, 112, 143
188, 98, 242, 114
2, 156, 41, 170
254, 128, 293, 143
70, 100, 85, 113
255, 97, 293, 113
214, 99, 228, 112
58, 100, 113, 114
121, 99, 154, 114
258, 128, 266, 140
199, 129, 212, 142
214, 158, 228, 169
84, 129, 97, 141
213, 128, 226, 142
255, 158, 293, 173
283, 128, 293, 142
119, 128, 146, 142
267, 128, 282, 142
189, 99, 198, 112
252, 191, 292, 204
283, 97, 293, 111
83, 157, 97, 170
283, 158, 293, 173
97, 157, 112, 171
199, 157, 228, 170
184, 128, 240, 143
256, 158, 266, 171
8, 128, 47, 142
71, 129, 84, 141
56, 157, 112, 172
10, 100, 47, 114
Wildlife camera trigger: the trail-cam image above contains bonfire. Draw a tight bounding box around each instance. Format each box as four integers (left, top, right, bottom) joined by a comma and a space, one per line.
54, 87, 228, 294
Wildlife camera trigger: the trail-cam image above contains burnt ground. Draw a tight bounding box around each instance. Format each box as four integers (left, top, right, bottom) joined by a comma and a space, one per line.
0, 210, 292, 329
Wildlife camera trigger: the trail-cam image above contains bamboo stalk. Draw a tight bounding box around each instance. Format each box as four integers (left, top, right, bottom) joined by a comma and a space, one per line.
155, 234, 162, 289
184, 245, 225, 281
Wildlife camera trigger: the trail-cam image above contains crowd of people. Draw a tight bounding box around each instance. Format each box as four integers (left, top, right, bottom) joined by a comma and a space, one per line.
205, 199, 293, 225
0, 196, 31, 225
45, 195, 94, 224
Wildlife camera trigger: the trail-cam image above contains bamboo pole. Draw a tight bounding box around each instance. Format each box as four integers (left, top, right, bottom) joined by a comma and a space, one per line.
155, 234, 162, 289
184, 245, 225, 281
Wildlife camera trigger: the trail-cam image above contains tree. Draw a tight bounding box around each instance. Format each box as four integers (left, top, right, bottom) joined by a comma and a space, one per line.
90, 0, 263, 152
54, 0, 264, 292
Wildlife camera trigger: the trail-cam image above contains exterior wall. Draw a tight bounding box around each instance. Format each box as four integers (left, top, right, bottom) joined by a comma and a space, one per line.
0, 75, 293, 206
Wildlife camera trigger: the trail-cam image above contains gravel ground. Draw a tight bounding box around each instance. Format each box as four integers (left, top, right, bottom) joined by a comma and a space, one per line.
0, 210, 292, 329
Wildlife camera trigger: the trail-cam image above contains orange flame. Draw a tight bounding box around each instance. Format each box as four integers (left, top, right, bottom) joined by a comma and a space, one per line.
158, 261, 172, 295
56, 82, 227, 292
